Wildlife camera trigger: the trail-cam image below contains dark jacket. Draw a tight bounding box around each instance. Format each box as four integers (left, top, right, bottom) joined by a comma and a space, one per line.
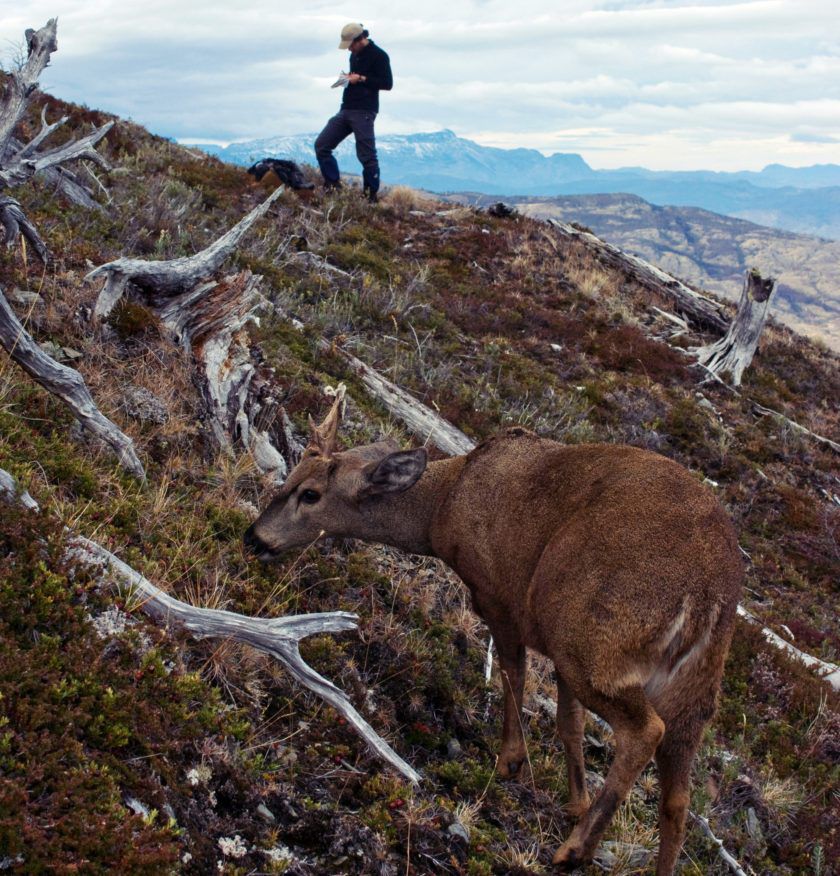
342, 41, 392, 113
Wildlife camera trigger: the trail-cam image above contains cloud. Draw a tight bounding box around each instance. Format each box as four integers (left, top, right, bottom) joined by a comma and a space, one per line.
3, 0, 839, 170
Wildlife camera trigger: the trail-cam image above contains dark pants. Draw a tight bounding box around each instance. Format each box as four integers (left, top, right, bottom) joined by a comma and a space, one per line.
314, 109, 380, 194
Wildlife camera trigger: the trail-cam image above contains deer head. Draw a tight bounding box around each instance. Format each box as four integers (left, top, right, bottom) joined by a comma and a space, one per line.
244, 390, 428, 561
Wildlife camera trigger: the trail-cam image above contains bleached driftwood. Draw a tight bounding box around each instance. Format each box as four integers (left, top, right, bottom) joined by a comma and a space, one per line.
737, 606, 840, 691
87, 186, 286, 319
0, 467, 421, 785
693, 270, 776, 386
0, 20, 113, 259
547, 218, 729, 334
0, 287, 145, 480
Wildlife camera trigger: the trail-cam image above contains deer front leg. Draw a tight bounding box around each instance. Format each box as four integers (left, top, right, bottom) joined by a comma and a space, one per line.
491, 631, 527, 779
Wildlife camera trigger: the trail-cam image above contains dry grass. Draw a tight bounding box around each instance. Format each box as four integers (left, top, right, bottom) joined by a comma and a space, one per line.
382, 185, 436, 216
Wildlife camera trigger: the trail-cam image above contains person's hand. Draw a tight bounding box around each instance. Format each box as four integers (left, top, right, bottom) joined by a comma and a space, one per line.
348, 73, 363, 84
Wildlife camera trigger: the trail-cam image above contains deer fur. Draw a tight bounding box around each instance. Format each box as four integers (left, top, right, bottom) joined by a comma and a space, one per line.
244, 395, 743, 874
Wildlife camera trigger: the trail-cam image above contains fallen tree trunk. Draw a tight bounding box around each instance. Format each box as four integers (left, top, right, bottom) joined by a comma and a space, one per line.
547, 218, 729, 334
0, 286, 145, 480
693, 269, 776, 385
0, 467, 421, 785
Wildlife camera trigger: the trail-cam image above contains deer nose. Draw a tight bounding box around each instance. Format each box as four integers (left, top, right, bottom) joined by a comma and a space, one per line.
243, 524, 265, 556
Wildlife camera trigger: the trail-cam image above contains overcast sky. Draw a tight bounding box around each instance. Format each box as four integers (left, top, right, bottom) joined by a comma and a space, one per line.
3, 1, 839, 171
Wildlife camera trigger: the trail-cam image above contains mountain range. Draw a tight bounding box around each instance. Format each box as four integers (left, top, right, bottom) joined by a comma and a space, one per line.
192, 130, 840, 240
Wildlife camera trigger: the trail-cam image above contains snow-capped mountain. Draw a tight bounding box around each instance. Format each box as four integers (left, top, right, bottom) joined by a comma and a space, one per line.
191, 130, 840, 239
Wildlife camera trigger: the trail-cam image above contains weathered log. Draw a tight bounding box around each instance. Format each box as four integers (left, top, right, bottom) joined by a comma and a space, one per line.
0, 286, 145, 480
737, 606, 840, 691
0, 467, 421, 785
0, 21, 58, 157
751, 401, 839, 455
693, 269, 776, 386
156, 269, 284, 474
0, 20, 113, 261
0, 117, 113, 191
310, 334, 475, 456
547, 218, 729, 334
86, 187, 291, 480
0, 194, 47, 261
87, 186, 286, 319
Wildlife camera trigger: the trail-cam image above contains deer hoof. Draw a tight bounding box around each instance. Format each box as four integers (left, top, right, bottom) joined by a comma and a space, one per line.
496, 752, 527, 780
552, 842, 587, 871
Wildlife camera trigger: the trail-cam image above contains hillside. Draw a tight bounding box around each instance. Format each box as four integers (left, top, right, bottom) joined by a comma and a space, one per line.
194, 130, 840, 239
1, 86, 839, 876
447, 192, 840, 352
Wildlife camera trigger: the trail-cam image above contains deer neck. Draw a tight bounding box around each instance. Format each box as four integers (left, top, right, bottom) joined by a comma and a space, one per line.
359, 455, 466, 555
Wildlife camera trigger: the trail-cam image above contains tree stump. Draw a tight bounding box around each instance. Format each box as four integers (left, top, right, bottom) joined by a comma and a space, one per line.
693, 269, 776, 386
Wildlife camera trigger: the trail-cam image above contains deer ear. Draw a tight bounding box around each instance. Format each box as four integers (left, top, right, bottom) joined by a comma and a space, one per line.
362, 448, 427, 497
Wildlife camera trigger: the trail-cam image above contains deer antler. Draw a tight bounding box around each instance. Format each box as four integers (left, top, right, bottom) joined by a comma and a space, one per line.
307, 383, 347, 457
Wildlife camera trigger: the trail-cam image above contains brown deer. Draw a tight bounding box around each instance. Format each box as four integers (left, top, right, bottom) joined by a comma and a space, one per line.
244, 395, 743, 874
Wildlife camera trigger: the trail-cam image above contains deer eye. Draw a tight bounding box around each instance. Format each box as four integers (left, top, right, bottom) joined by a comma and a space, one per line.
299, 489, 321, 505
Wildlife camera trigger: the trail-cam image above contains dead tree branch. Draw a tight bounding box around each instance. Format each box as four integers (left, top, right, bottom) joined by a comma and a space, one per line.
737, 606, 840, 690
0, 20, 113, 260
0, 286, 145, 480
0, 467, 421, 785
87, 186, 286, 319
547, 218, 729, 334
85, 187, 291, 482
693, 269, 776, 386
751, 402, 840, 455
689, 813, 749, 876
0, 194, 47, 260
302, 329, 474, 456
0, 118, 113, 190
0, 20, 58, 156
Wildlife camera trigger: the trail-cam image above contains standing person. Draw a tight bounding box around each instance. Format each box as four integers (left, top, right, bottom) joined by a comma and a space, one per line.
314, 23, 392, 203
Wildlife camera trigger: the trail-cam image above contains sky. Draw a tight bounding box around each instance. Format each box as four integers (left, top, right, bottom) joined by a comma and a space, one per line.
3, 1, 840, 171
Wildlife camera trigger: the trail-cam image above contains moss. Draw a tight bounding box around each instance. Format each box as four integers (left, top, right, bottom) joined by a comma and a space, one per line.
107, 299, 163, 342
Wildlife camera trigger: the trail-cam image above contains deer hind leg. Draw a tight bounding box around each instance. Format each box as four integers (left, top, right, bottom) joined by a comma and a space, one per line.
654, 722, 704, 876
555, 673, 590, 818
490, 630, 527, 779
553, 686, 665, 870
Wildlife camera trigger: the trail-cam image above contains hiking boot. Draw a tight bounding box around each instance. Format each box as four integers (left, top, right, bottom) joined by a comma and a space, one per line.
323, 180, 342, 194
364, 188, 378, 204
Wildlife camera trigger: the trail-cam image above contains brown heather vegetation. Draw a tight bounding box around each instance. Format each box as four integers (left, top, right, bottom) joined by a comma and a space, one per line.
0, 86, 838, 874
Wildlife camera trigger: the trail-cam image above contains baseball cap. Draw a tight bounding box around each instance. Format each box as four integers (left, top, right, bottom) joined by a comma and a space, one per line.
339, 22, 365, 49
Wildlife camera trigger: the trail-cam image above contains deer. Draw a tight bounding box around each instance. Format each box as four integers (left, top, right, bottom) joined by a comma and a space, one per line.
244, 393, 744, 874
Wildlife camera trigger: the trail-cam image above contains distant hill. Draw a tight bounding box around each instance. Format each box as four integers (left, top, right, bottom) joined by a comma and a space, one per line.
192, 130, 840, 239
449, 192, 840, 351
